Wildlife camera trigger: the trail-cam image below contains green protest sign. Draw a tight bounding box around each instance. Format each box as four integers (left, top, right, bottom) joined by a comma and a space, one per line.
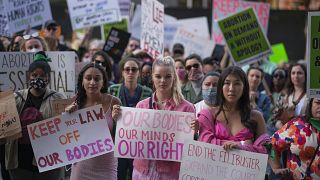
269, 43, 288, 65
307, 12, 320, 98
101, 18, 129, 40
217, 8, 271, 66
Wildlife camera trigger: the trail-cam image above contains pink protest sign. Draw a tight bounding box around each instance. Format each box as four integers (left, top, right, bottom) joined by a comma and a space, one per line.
212, 0, 270, 44
115, 107, 195, 162
179, 141, 268, 180
28, 104, 114, 172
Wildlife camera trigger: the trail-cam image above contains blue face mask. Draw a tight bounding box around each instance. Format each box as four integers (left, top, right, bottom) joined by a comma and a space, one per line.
202, 87, 217, 105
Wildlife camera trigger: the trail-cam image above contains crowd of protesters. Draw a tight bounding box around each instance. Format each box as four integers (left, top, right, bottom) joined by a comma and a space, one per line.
0, 17, 319, 180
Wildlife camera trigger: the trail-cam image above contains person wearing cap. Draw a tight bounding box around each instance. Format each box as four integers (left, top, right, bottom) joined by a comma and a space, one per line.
172, 43, 184, 58
5, 51, 66, 180
43, 20, 70, 51
181, 54, 204, 104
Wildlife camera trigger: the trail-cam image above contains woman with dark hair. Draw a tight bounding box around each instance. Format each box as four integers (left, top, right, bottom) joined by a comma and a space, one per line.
270, 67, 287, 105
65, 63, 120, 180
6, 51, 66, 180
174, 58, 188, 86
92, 50, 113, 83
272, 63, 307, 129
108, 57, 152, 180
198, 66, 269, 152
7, 34, 23, 52
140, 62, 153, 89
270, 98, 320, 179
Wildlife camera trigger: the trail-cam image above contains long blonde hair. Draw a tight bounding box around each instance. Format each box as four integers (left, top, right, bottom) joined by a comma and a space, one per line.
152, 56, 185, 106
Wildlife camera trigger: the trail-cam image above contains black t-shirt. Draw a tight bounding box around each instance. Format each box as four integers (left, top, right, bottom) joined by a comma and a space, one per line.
18, 90, 45, 172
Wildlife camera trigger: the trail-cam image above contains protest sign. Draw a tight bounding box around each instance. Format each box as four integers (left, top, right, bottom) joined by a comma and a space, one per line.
52, 98, 75, 116
0, 52, 76, 97
101, 17, 129, 41
130, 4, 141, 40
28, 104, 114, 172
307, 12, 320, 98
171, 27, 215, 58
269, 43, 288, 65
115, 107, 195, 161
0, 90, 21, 140
141, 0, 164, 58
179, 141, 268, 180
217, 8, 271, 66
0, 1, 10, 37
67, 0, 121, 30
213, 0, 270, 44
119, 0, 130, 16
0, 0, 52, 37
103, 27, 131, 62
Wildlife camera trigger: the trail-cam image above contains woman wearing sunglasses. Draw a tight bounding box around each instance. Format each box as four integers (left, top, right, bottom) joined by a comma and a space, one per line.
108, 57, 152, 180
20, 32, 48, 53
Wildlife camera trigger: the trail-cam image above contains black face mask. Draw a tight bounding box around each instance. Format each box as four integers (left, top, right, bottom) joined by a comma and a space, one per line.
29, 78, 48, 89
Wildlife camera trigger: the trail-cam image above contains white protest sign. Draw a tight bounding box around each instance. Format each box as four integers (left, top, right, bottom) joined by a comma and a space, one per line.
171, 27, 215, 58
178, 17, 210, 39
0, 52, 76, 97
0, 0, 52, 37
179, 141, 268, 180
141, 0, 164, 58
115, 107, 195, 162
0, 1, 10, 37
212, 0, 270, 44
28, 104, 114, 172
130, 4, 141, 40
119, 0, 130, 16
67, 0, 121, 30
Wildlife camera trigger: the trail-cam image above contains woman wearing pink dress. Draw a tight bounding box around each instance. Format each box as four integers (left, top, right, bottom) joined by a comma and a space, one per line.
66, 63, 120, 180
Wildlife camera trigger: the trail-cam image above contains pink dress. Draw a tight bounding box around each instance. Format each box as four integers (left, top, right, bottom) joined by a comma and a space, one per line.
70, 108, 117, 180
198, 108, 269, 153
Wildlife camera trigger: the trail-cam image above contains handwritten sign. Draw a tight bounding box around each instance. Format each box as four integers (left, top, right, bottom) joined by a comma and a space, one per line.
28, 104, 114, 172
217, 8, 271, 66
115, 107, 194, 161
212, 0, 270, 44
0, 0, 52, 37
179, 141, 268, 180
103, 27, 131, 63
0, 90, 21, 140
0, 52, 76, 97
67, 0, 121, 30
51, 98, 75, 116
307, 12, 320, 98
171, 27, 215, 58
141, 0, 164, 58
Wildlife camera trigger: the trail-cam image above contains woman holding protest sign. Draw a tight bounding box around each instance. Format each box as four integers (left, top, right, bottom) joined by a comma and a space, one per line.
5, 51, 66, 180
65, 63, 121, 180
108, 56, 152, 180
198, 66, 269, 153
270, 98, 320, 179
112, 56, 198, 179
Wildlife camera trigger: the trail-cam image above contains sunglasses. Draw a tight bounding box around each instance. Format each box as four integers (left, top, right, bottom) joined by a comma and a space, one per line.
273, 73, 285, 79
47, 26, 57, 31
185, 63, 200, 71
23, 32, 39, 40
124, 67, 138, 73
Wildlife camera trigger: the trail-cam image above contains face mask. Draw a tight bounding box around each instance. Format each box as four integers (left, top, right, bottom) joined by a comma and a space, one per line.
26, 48, 41, 53
29, 78, 48, 89
177, 69, 187, 80
202, 87, 217, 105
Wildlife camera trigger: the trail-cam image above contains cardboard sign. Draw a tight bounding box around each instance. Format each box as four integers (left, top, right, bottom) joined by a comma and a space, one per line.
51, 98, 75, 116
0, 52, 76, 97
307, 12, 320, 98
28, 104, 114, 172
269, 43, 289, 65
0, 0, 53, 37
141, 0, 164, 58
103, 27, 131, 62
171, 27, 215, 58
213, 0, 270, 44
67, 0, 121, 30
0, 90, 21, 140
101, 17, 129, 41
115, 107, 195, 161
217, 8, 271, 66
179, 141, 268, 180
